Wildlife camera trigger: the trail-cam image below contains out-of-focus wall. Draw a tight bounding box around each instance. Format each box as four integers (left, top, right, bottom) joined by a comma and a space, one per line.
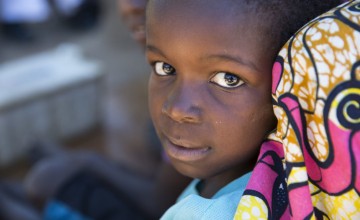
0, 44, 103, 165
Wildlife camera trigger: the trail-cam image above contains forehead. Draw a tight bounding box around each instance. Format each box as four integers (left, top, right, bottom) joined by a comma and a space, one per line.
148, 0, 240, 21
146, 0, 274, 71
147, 0, 253, 33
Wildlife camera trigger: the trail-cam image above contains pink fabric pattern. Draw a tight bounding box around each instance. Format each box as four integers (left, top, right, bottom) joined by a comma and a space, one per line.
235, 1, 360, 219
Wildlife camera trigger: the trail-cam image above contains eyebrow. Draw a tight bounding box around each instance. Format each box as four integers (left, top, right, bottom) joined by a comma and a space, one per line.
146, 45, 167, 57
205, 53, 260, 72
146, 45, 260, 72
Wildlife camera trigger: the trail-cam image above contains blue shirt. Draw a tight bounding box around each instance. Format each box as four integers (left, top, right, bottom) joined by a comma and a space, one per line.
161, 172, 252, 220
43, 200, 91, 220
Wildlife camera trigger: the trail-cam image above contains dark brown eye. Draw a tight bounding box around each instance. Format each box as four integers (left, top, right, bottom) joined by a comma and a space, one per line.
154, 62, 176, 76
224, 74, 239, 86
210, 72, 244, 88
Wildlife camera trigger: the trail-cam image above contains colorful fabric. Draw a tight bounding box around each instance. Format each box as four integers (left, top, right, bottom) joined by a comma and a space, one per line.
161, 172, 251, 220
235, 1, 360, 219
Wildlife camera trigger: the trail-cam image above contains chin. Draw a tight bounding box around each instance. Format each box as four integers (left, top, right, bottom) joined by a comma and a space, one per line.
172, 161, 210, 179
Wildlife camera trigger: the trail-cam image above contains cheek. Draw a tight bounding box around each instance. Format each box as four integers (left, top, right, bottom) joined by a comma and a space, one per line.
148, 77, 166, 126
213, 95, 274, 146
148, 79, 159, 119
211, 113, 262, 168
148, 95, 158, 122
244, 100, 276, 139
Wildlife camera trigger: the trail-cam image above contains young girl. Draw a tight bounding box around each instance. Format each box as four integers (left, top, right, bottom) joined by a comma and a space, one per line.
145, 0, 341, 219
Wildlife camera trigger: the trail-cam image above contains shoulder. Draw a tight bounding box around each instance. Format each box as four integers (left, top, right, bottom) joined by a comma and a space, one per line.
162, 188, 243, 220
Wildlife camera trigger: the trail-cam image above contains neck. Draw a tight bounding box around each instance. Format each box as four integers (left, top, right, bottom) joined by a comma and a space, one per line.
198, 162, 254, 198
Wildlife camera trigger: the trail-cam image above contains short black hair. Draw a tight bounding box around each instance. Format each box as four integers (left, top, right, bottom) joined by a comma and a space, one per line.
243, 0, 342, 52
147, 0, 342, 55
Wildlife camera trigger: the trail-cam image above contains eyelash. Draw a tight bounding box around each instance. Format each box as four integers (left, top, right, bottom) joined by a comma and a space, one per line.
210, 72, 245, 88
152, 61, 245, 89
153, 61, 176, 76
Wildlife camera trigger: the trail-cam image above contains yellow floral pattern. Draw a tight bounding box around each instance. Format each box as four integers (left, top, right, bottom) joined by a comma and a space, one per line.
235, 1, 360, 219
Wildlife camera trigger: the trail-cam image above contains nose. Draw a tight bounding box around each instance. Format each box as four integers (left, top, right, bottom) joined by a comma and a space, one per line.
162, 81, 202, 124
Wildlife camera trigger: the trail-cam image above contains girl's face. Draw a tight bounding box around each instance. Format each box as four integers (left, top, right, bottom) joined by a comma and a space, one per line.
146, 0, 277, 183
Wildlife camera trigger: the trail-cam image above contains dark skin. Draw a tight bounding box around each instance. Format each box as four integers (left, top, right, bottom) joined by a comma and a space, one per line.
23, 2, 190, 219
146, 0, 277, 198
117, 0, 192, 216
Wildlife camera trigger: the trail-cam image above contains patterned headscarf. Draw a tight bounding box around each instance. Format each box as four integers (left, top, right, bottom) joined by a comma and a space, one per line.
235, 1, 360, 219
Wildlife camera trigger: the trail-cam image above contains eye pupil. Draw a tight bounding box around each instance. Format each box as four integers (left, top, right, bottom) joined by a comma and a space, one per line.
163, 63, 174, 74
224, 74, 238, 85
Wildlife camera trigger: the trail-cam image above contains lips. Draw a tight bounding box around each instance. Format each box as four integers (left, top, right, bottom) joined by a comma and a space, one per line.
164, 136, 211, 162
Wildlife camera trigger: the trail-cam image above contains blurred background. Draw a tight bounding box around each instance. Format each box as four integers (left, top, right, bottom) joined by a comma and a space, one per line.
0, 0, 155, 183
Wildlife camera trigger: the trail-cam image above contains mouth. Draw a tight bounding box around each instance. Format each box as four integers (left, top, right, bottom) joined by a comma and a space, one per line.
164, 136, 211, 162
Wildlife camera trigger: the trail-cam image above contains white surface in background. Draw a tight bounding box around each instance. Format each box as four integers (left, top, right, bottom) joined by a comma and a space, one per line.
0, 0, 50, 22
0, 43, 104, 165
0, 43, 102, 109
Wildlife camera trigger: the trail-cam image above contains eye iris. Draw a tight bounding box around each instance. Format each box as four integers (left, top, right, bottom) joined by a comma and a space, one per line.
224, 74, 238, 86
163, 63, 174, 74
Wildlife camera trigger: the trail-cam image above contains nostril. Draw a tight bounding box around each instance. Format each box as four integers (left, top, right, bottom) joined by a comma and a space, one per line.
162, 102, 202, 124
